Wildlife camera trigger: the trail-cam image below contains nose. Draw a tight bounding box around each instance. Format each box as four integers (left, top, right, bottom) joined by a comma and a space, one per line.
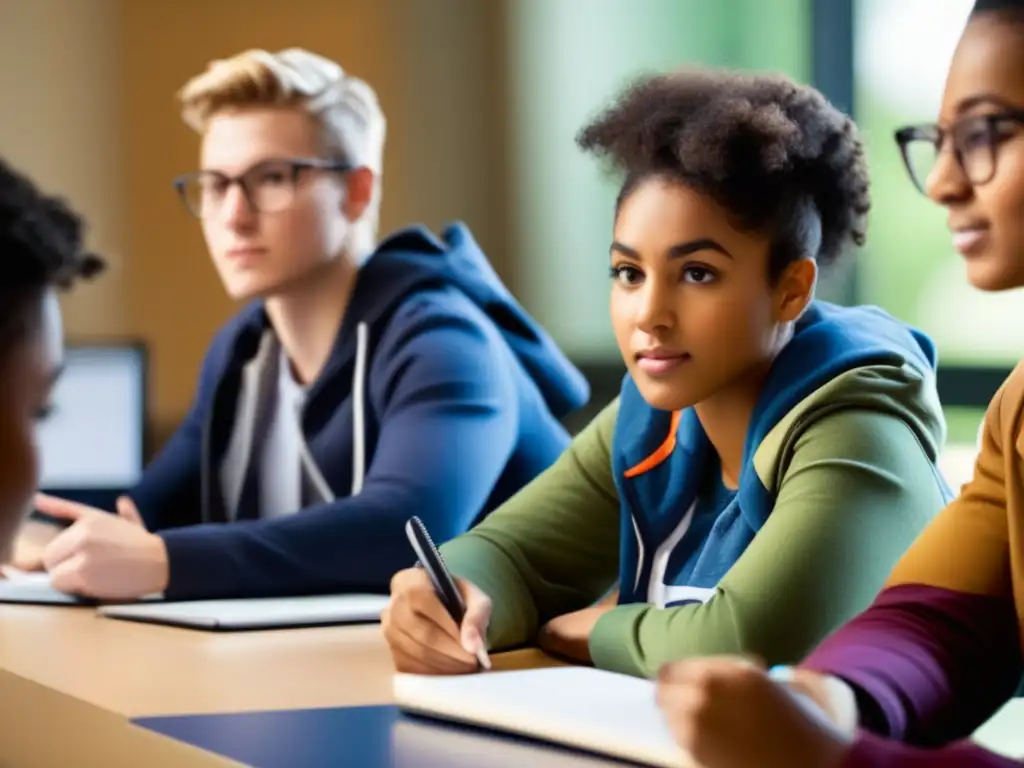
220, 183, 258, 231
925, 146, 972, 207
634, 280, 676, 335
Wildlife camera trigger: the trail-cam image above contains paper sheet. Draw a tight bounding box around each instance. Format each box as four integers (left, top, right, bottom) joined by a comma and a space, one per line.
393, 667, 694, 768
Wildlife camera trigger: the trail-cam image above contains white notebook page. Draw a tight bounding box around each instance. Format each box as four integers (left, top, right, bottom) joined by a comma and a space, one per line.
393, 667, 695, 768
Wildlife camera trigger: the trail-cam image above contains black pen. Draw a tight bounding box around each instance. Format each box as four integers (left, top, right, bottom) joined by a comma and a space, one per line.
404, 515, 491, 669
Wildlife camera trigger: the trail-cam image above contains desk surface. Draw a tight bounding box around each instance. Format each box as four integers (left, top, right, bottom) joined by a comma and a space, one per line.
0, 603, 395, 717
0, 603, 564, 718
0, 668, 242, 767
2, 604, 1021, 764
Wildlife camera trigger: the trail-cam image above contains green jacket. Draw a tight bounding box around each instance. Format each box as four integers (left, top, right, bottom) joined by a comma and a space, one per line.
441, 364, 949, 678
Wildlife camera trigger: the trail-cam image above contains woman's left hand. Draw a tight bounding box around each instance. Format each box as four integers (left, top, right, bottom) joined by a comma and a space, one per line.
655, 656, 850, 768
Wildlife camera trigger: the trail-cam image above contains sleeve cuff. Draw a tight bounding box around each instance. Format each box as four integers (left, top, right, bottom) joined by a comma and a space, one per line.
589, 603, 649, 677
159, 528, 229, 601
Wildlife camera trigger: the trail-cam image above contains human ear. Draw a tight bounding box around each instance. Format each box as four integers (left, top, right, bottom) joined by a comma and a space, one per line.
774, 257, 816, 322
341, 167, 375, 222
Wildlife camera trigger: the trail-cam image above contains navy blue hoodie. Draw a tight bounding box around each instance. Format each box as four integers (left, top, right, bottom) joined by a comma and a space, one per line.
130, 223, 589, 600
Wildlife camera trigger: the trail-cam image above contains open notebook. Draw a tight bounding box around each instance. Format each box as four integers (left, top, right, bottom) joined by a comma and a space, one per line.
98, 594, 391, 631
393, 667, 695, 768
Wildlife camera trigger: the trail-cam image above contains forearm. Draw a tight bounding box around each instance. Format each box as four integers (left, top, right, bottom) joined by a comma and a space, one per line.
843, 732, 1023, 767
589, 596, 745, 678
442, 401, 622, 649
442, 534, 545, 650
159, 488, 429, 600
442, 483, 620, 650
803, 585, 1022, 745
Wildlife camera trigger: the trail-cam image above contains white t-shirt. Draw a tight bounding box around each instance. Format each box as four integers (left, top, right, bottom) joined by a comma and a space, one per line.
221, 348, 307, 519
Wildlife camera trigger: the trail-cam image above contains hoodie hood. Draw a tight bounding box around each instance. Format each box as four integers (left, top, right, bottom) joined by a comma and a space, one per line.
743, 301, 947, 474
611, 299, 951, 606
333, 221, 589, 419
616, 300, 947, 494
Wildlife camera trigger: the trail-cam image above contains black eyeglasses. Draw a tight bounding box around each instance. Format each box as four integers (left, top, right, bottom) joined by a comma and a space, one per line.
895, 109, 1024, 195
173, 158, 351, 218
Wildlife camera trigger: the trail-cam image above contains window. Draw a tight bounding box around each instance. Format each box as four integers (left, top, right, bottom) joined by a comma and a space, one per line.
854, 0, 1023, 368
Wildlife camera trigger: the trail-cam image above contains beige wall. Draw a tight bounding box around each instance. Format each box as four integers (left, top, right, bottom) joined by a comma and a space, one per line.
0, 0, 124, 337
0, 0, 509, 447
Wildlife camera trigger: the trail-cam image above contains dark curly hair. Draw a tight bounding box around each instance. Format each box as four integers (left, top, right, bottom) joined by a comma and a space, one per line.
0, 158, 105, 351
576, 67, 870, 282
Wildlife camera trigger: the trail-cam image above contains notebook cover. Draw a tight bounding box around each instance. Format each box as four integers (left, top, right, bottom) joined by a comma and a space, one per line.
99, 594, 389, 632
136, 705, 639, 767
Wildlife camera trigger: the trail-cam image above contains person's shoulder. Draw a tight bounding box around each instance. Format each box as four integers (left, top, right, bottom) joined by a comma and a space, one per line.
980, 359, 1024, 454
991, 360, 1024, 419
575, 397, 621, 451
758, 406, 940, 503
379, 286, 504, 351
389, 285, 483, 322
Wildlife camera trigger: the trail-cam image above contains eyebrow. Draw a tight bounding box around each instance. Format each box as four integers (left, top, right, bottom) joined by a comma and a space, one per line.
955, 93, 1016, 116
610, 238, 733, 261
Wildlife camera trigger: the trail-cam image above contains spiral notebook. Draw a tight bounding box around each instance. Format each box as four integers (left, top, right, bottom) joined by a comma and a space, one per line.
393, 667, 695, 768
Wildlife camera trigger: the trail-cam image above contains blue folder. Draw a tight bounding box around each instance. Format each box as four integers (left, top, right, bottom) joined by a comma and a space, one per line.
136, 705, 637, 767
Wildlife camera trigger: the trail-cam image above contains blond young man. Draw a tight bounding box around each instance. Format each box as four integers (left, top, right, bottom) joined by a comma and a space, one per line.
33, 48, 588, 601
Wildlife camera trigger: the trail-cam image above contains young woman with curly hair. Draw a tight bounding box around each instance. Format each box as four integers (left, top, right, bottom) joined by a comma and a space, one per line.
381, 67, 953, 680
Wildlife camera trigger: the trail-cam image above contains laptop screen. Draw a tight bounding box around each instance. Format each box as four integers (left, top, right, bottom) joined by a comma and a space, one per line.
37, 345, 145, 493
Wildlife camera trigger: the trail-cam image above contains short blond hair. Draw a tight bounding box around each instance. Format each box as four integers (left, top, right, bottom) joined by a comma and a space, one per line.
179, 48, 385, 248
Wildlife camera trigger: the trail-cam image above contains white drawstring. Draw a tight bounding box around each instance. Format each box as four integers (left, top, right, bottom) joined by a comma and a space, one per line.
294, 321, 367, 503
351, 321, 368, 496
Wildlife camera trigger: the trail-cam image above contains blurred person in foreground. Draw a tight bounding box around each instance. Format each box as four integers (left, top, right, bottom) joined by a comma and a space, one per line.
0, 158, 102, 569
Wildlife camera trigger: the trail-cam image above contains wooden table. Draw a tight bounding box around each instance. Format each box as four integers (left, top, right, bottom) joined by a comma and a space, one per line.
0, 604, 393, 717
2, 603, 1020, 763
0, 669, 244, 767
0, 602, 568, 766
0, 603, 564, 718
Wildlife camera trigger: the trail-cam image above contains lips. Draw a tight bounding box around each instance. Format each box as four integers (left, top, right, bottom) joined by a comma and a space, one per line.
636, 351, 691, 375
951, 228, 989, 256
224, 247, 267, 265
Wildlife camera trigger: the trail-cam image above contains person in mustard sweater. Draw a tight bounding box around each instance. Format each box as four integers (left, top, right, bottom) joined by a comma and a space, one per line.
653, 1, 1024, 766
0, 158, 102, 564
382, 68, 955, 680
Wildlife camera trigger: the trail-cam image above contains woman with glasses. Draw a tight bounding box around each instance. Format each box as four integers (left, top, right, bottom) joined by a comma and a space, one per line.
654, 1, 1024, 766
21, 47, 590, 603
